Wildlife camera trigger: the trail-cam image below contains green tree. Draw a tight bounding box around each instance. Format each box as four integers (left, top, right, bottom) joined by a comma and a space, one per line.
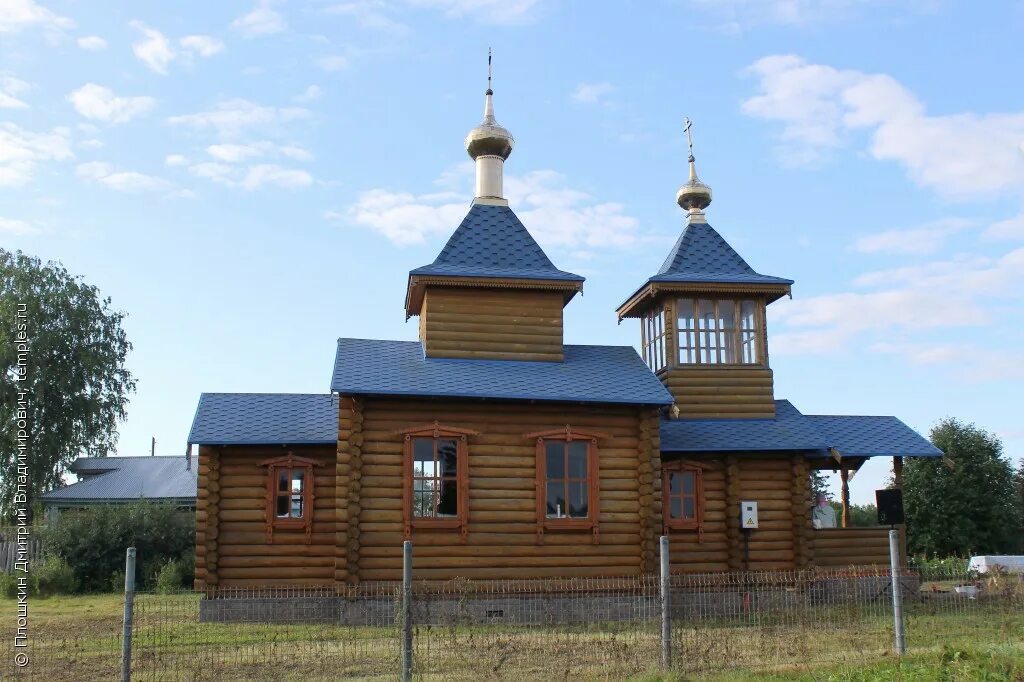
0, 249, 135, 521
809, 470, 830, 499
904, 418, 1022, 556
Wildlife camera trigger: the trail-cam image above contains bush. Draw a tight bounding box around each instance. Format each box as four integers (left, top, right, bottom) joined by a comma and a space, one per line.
33, 555, 78, 596
0, 571, 18, 598
42, 502, 194, 592
154, 558, 187, 594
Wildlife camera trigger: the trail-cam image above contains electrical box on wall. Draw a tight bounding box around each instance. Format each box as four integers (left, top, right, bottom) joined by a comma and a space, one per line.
741, 501, 759, 529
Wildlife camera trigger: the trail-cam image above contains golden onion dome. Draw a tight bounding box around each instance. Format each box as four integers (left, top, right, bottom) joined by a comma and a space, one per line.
465, 89, 514, 161
676, 156, 713, 211
676, 117, 712, 212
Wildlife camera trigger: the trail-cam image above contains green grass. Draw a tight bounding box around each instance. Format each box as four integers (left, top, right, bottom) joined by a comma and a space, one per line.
1, 592, 1021, 680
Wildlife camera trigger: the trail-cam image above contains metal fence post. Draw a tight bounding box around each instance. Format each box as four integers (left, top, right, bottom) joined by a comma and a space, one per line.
402, 540, 413, 682
888, 529, 907, 656
660, 535, 671, 670
121, 547, 136, 682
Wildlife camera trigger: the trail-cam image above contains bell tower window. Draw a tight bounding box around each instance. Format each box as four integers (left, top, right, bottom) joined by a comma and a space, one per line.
678, 298, 762, 366
641, 308, 667, 372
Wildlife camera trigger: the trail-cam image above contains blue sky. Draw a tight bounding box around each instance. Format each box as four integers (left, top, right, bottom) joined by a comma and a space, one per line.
3, 0, 1023, 504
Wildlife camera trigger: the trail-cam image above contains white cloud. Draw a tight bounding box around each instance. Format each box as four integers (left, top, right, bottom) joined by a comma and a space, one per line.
206, 141, 312, 163
342, 164, 641, 249
0, 216, 41, 235
130, 21, 176, 74
294, 85, 322, 103
852, 218, 974, 255
180, 35, 225, 57
239, 164, 312, 190
743, 55, 1024, 197
67, 83, 155, 124
316, 55, 349, 72
75, 161, 174, 193
0, 0, 73, 34
408, 0, 544, 24
984, 213, 1024, 241
231, 1, 286, 37
188, 161, 313, 190
0, 123, 72, 186
686, 0, 893, 31
770, 247, 1024, 355
167, 98, 311, 138
79, 138, 103, 149
0, 75, 30, 109
164, 154, 188, 167
76, 35, 107, 50
325, 1, 410, 33
571, 82, 614, 105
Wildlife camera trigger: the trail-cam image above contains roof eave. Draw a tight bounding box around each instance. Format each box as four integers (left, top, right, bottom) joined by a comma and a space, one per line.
617, 279, 793, 320
405, 274, 585, 318
329, 386, 672, 407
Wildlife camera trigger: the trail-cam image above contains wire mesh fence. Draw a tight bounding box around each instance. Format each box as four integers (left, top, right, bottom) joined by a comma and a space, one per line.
3, 561, 1022, 680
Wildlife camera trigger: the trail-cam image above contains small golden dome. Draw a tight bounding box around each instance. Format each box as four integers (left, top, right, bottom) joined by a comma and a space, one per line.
676, 158, 713, 211
676, 117, 712, 212
465, 90, 514, 161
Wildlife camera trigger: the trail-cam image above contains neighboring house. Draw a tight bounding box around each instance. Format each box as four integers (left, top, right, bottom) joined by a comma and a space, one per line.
188, 81, 941, 590
40, 456, 197, 519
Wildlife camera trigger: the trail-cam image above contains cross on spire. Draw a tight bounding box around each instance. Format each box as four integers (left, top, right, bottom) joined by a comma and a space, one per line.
683, 117, 694, 162
486, 47, 493, 95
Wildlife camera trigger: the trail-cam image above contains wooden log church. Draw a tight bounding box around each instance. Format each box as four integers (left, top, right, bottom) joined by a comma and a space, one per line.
188, 76, 942, 589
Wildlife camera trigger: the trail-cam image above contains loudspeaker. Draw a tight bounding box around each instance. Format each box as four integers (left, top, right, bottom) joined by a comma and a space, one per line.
876, 489, 904, 525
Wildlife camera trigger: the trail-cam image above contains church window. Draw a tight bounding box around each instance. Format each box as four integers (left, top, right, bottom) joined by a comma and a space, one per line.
678, 298, 761, 365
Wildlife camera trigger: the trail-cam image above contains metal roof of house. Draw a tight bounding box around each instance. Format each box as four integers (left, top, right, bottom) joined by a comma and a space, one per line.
651, 221, 793, 286
39, 456, 197, 504
331, 338, 674, 406
408, 203, 584, 282
188, 393, 338, 445
806, 415, 944, 458
660, 400, 941, 458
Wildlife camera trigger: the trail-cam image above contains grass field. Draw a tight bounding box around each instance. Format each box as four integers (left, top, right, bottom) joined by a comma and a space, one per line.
2, 590, 1022, 680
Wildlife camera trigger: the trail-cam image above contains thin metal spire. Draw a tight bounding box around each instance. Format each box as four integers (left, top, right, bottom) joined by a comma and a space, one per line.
676, 116, 712, 217
486, 47, 493, 95
683, 117, 695, 163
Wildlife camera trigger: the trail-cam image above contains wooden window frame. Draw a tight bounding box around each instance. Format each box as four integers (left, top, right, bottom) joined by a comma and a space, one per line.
641, 306, 668, 372
676, 297, 765, 367
399, 422, 478, 540
260, 453, 320, 545
663, 460, 704, 534
526, 426, 609, 543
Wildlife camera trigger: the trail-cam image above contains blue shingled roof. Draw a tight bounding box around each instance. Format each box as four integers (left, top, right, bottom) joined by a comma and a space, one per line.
806, 415, 943, 458
660, 400, 941, 458
331, 338, 673, 406
188, 393, 338, 445
660, 400, 825, 453
651, 221, 793, 286
409, 203, 584, 282
40, 456, 196, 504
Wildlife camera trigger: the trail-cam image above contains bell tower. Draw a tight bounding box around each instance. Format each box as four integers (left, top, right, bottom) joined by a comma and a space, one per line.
617, 119, 793, 418
405, 52, 584, 362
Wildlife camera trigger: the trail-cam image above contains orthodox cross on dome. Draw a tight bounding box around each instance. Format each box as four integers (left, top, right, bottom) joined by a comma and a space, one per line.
676, 116, 712, 219
487, 47, 493, 95
683, 117, 695, 162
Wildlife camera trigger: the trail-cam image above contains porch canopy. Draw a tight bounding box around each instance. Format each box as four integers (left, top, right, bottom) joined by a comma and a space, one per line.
659, 399, 942, 460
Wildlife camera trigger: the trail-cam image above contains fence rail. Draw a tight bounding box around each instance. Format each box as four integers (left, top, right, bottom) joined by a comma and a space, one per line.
3, 539, 1023, 680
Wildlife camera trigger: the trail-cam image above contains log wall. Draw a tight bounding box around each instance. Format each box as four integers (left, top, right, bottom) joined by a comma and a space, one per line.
813, 528, 892, 567
667, 454, 804, 573
660, 367, 776, 419
203, 445, 337, 587
667, 458, 731, 573
418, 287, 565, 362
353, 398, 647, 581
